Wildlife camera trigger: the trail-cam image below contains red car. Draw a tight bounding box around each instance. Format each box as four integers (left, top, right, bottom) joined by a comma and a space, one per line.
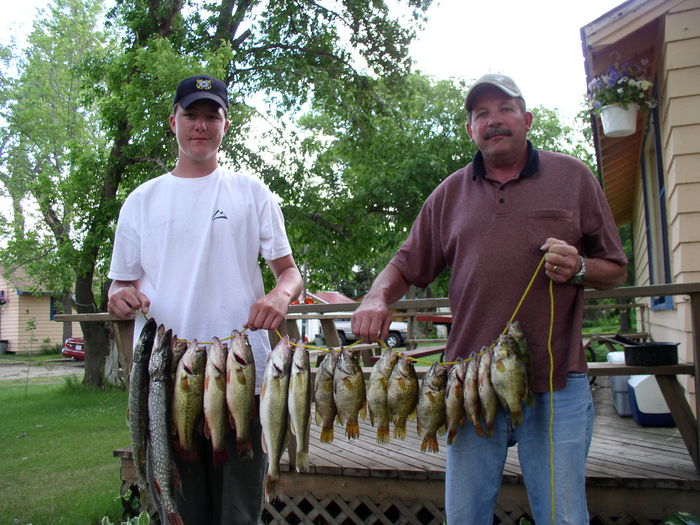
61, 337, 86, 360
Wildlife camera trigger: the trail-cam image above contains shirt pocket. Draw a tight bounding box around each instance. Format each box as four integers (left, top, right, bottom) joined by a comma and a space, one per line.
526, 210, 576, 254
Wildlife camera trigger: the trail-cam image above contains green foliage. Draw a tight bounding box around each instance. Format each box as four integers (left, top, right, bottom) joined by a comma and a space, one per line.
664, 512, 700, 525
0, 379, 130, 523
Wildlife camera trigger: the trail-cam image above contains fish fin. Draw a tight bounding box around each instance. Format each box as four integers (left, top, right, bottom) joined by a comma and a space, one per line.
438, 424, 447, 435
264, 474, 283, 503
236, 368, 247, 385
296, 451, 309, 473
342, 377, 353, 389
315, 406, 321, 426
368, 407, 375, 426
215, 375, 226, 390
167, 512, 185, 525
447, 428, 457, 445
212, 446, 229, 468
260, 430, 268, 454
407, 409, 416, 422
359, 403, 367, 421
345, 420, 360, 439
203, 418, 211, 440
512, 409, 524, 427
226, 367, 231, 384
337, 411, 346, 425
393, 420, 407, 440
525, 389, 535, 406
417, 421, 424, 435
376, 425, 390, 444
204, 375, 210, 391
320, 425, 334, 443
495, 361, 506, 372
237, 438, 254, 460
421, 436, 440, 454
260, 380, 268, 398
181, 375, 190, 391
474, 420, 486, 437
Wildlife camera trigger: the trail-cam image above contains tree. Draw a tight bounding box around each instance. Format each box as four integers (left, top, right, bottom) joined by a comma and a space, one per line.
0, 0, 435, 386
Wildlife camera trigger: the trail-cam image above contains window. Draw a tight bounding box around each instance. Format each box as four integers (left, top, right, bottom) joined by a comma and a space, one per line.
640, 94, 672, 310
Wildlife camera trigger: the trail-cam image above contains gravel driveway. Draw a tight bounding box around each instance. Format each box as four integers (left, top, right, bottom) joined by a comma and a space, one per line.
0, 359, 84, 381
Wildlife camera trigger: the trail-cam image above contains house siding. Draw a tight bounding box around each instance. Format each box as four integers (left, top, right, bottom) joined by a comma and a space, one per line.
0, 275, 82, 354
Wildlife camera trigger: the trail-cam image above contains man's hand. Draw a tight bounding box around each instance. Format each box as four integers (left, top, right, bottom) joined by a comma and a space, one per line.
107, 281, 151, 320
245, 291, 290, 331
541, 237, 581, 284
351, 296, 392, 344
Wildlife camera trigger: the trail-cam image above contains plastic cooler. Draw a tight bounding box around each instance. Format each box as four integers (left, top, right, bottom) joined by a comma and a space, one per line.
606, 352, 632, 417
627, 375, 675, 427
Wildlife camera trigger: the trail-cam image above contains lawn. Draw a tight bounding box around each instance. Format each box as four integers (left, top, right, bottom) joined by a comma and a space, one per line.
0, 377, 130, 524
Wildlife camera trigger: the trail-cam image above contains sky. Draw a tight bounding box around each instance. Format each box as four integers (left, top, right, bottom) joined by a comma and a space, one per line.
4, 0, 622, 120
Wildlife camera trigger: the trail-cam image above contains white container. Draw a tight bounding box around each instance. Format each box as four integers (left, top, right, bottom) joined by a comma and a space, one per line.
627, 375, 674, 427
600, 103, 639, 137
607, 352, 631, 416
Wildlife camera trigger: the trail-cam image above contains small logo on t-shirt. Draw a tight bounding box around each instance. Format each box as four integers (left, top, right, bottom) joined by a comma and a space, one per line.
211, 210, 228, 221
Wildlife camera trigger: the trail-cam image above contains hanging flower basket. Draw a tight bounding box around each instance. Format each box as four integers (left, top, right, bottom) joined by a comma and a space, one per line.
600, 103, 639, 137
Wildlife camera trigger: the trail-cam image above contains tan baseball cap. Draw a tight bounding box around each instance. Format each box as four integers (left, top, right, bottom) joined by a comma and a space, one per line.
464, 74, 524, 112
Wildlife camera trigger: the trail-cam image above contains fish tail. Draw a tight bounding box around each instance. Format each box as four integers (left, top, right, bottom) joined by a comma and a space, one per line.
295, 451, 309, 472
236, 438, 254, 460
393, 421, 407, 440
474, 421, 486, 437
264, 474, 283, 502
511, 409, 524, 427
320, 425, 334, 443
345, 421, 360, 439
447, 428, 457, 445
167, 511, 185, 525
421, 436, 439, 454
212, 446, 229, 467
376, 424, 390, 444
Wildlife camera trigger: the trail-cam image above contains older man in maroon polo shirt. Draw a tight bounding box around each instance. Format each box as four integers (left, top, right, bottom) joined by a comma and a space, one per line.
352, 74, 627, 524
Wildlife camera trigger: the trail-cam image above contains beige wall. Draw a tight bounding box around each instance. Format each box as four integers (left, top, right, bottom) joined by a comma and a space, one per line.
636, 1, 700, 395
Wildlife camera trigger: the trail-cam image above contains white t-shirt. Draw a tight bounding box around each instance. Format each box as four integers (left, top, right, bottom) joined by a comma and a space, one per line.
108, 167, 292, 391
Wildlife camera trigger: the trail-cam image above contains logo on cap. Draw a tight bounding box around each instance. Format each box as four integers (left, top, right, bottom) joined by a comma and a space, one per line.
196, 78, 212, 90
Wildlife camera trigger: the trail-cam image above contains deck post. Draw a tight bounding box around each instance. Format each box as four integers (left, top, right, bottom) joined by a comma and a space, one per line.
690, 292, 700, 473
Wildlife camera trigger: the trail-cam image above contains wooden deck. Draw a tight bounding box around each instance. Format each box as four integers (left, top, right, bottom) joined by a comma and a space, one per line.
267, 376, 700, 523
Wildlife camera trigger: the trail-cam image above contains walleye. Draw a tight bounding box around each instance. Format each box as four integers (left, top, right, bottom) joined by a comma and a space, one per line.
288, 342, 312, 472
127, 317, 158, 491
314, 349, 338, 443
416, 362, 448, 453
333, 348, 366, 439
226, 330, 256, 459
259, 335, 293, 502
387, 354, 419, 440
147, 327, 183, 525
445, 359, 466, 445
203, 336, 229, 466
478, 345, 498, 437
464, 350, 486, 437
172, 340, 207, 461
367, 349, 399, 443
491, 334, 533, 427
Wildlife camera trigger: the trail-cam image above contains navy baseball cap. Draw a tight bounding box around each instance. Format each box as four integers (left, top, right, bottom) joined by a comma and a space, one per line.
173, 74, 229, 111
464, 74, 524, 113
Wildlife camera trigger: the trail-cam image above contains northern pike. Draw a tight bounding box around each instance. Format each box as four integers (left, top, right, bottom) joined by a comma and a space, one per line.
203, 336, 229, 466
127, 317, 158, 491
387, 354, 418, 440
445, 359, 466, 445
147, 327, 183, 525
464, 349, 485, 437
288, 342, 312, 472
226, 330, 256, 459
333, 348, 366, 439
259, 335, 293, 502
367, 348, 399, 443
172, 340, 207, 461
478, 345, 498, 437
313, 349, 338, 443
491, 334, 533, 427
416, 362, 448, 453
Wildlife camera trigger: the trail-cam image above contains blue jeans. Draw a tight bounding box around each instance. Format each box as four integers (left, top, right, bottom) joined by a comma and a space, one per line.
445, 373, 594, 525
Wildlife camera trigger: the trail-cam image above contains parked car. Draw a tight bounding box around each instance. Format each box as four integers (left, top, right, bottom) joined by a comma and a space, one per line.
333, 319, 408, 348
61, 337, 86, 360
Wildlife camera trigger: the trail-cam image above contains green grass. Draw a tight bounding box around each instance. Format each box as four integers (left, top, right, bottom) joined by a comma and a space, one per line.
0, 377, 130, 524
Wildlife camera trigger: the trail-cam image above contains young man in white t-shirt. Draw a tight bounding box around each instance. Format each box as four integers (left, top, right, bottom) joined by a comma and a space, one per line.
108, 74, 302, 524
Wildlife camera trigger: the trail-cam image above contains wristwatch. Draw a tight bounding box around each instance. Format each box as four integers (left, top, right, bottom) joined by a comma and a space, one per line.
570, 256, 586, 285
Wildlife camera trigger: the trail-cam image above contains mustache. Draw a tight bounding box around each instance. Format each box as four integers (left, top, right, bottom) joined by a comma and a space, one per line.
484, 126, 512, 139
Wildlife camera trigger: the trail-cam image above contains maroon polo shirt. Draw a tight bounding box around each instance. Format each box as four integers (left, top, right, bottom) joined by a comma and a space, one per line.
390, 144, 627, 392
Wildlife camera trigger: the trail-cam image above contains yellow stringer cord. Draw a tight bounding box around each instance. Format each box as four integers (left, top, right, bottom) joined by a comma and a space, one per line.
139, 253, 558, 519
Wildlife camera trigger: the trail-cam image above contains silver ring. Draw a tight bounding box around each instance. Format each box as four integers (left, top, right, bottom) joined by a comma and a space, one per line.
552, 265, 558, 273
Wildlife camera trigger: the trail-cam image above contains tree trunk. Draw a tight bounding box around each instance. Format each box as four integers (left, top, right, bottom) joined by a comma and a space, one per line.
61, 291, 73, 343
75, 272, 111, 388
